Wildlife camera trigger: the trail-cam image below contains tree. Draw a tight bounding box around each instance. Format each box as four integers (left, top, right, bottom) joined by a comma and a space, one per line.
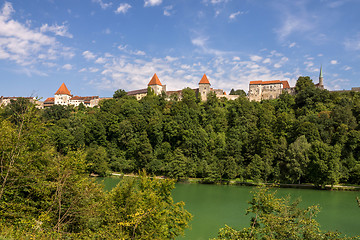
86, 144, 109, 176
104, 171, 192, 239
214, 186, 355, 240
229, 89, 246, 96
283, 135, 311, 184
295, 76, 315, 93
113, 89, 127, 99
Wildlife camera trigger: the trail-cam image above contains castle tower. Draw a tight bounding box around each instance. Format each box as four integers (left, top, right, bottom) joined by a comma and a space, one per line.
319, 65, 324, 89
199, 74, 211, 101
148, 73, 164, 95
54, 83, 72, 105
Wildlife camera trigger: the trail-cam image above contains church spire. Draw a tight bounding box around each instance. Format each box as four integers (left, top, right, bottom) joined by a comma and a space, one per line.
319, 65, 324, 89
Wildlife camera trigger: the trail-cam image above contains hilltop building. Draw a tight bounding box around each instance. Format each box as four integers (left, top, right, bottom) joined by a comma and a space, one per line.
248, 80, 293, 102
44, 83, 100, 108
127, 73, 239, 101
248, 67, 326, 101
0, 96, 43, 109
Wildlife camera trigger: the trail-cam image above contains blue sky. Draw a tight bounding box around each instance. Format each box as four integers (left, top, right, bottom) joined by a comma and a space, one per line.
1, 0, 360, 99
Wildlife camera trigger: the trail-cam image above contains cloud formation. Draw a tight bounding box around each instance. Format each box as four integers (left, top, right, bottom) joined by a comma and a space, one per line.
83, 50, 96, 60
92, 0, 112, 9
144, 0, 162, 7
229, 11, 244, 20
115, 3, 131, 14
40, 23, 73, 38
0, 2, 73, 66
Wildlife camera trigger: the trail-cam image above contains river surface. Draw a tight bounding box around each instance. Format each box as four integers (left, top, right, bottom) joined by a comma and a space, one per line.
99, 177, 360, 239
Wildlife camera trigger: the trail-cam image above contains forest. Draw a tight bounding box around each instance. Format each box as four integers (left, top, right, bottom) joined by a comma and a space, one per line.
22, 76, 360, 186
1, 76, 360, 239
4, 76, 360, 186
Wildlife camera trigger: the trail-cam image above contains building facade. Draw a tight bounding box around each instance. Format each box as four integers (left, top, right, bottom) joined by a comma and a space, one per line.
44, 83, 100, 108
0, 96, 43, 109
248, 80, 293, 101
127, 73, 239, 101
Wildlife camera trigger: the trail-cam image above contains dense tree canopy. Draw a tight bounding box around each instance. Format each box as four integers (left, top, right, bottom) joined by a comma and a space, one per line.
3, 77, 358, 186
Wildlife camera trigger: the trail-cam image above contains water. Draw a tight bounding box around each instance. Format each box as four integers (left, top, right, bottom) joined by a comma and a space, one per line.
98, 177, 360, 239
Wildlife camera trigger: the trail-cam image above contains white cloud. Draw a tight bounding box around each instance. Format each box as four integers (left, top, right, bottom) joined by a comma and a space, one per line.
229, 11, 244, 20
117, 44, 146, 56
330, 60, 338, 64
92, 0, 112, 9
95, 57, 106, 64
165, 56, 178, 62
0, 2, 72, 66
191, 37, 208, 48
274, 2, 316, 41
82, 50, 96, 60
250, 55, 262, 62
79, 68, 87, 72
62, 64, 72, 70
89, 67, 99, 73
90, 49, 296, 95
1, 1, 13, 20
103, 28, 111, 34
343, 66, 352, 71
163, 5, 173, 16
144, 0, 162, 7
288, 42, 296, 48
115, 3, 131, 14
40, 23, 73, 38
263, 58, 271, 64
204, 0, 229, 4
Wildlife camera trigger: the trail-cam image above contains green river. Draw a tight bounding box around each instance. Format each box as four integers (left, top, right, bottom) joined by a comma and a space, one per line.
99, 177, 360, 240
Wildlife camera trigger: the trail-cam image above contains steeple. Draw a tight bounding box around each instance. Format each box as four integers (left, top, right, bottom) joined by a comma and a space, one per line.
199, 74, 210, 85
148, 73, 162, 86
55, 83, 71, 95
319, 65, 324, 89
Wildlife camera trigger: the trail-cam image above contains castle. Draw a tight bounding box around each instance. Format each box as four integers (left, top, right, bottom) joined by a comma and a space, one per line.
43, 83, 100, 108
3, 66, 360, 108
127, 73, 239, 101
248, 67, 324, 102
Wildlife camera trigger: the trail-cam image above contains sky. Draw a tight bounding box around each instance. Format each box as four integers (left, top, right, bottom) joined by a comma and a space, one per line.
0, 0, 360, 99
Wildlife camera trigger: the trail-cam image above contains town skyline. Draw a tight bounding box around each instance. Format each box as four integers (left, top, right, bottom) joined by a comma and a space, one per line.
1, 0, 360, 98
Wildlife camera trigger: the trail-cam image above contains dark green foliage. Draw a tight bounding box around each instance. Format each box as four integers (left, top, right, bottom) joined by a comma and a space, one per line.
229, 89, 247, 96
4, 78, 360, 186
113, 88, 127, 98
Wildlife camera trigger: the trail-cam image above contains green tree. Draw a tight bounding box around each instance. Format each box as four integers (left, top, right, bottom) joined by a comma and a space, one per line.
214, 186, 355, 240
104, 171, 192, 239
113, 89, 127, 99
283, 135, 311, 184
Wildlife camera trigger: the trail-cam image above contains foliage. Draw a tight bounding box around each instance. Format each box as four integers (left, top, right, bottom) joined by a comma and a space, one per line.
0, 101, 192, 239
214, 186, 357, 240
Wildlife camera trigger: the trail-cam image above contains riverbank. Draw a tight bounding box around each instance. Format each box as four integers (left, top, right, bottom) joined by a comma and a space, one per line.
109, 173, 360, 191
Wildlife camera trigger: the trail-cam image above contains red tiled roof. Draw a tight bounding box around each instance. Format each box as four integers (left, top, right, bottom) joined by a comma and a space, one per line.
249, 80, 263, 85
148, 73, 162, 86
44, 97, 54, 103
250, 80, 283, 85
55, 83, 71, 95
199, 74, 210, 84
281, 81, 290, 89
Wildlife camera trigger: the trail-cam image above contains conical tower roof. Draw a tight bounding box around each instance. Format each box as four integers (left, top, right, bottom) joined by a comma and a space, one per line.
199, 74, 210, 84
319, 65, 323, 78
148, 73, 162, 86
55, 83, 71, 95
